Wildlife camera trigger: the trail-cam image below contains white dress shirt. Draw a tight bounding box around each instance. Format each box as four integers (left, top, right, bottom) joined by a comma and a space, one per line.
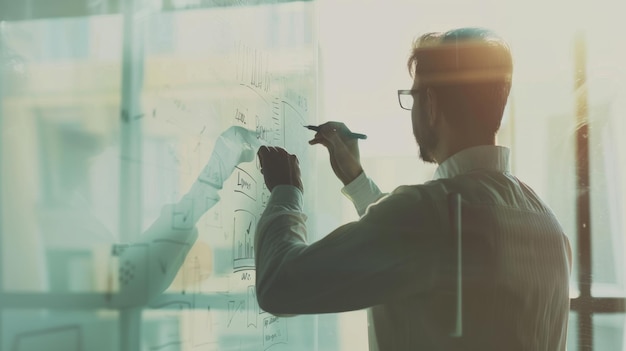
255, 145, 571, 351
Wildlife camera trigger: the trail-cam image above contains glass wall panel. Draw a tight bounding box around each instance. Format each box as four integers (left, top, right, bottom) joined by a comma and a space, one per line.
1, 309, 119, 351
1, 15, 123, 293
568, 312, 579, 351
594, 314, 626, 351
585, 0, 626, 297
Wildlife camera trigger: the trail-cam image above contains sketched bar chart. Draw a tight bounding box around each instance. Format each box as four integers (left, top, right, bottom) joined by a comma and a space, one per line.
233, 210, 256, 271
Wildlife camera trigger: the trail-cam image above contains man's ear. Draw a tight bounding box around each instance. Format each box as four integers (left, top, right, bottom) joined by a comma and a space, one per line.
426, 87, 439, 127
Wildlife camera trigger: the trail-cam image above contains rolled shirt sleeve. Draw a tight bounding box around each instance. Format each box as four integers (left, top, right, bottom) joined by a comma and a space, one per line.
340, 172, 386, 217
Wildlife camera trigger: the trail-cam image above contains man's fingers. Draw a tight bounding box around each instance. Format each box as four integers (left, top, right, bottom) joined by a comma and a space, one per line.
308, 136, 330, 146
277, 147, 289, 156
289, 153, 299, 165
257, 146, 277, 169
256, 145, 303, 192
318, 121, 347, 131
257, 146, 293, 167
257, 145, 270, 166
319, 121, 351, 137
257, 145, 267, 161
317, 123, 337, 139
309, 126, 343, 147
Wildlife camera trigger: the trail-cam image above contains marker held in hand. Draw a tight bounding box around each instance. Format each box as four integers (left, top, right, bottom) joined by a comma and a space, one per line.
304, 125, 367, 140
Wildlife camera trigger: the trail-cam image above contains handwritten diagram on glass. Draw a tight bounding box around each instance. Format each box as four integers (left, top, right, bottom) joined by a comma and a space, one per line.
135, 3, 319, 348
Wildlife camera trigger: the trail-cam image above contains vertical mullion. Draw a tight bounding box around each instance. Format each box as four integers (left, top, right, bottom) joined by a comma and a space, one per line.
120, 0, 145, 244
0, 24, 5, 348
120, 0, 147, 350
121, 308, 142, 351
574, 30, 592, 351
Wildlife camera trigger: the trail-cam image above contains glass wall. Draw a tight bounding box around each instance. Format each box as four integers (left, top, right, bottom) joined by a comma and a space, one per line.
1, 1, 323, 350
1, 14, 123, 294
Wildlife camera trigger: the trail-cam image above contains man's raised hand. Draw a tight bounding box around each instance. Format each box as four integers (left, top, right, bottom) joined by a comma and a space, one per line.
257, 146, 303, 192
308, 121, 364, 186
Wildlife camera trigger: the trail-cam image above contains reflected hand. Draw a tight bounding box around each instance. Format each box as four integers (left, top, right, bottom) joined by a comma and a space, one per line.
257, 146, 303, 192
308, 121, 363, 186
200, 126, 260, 188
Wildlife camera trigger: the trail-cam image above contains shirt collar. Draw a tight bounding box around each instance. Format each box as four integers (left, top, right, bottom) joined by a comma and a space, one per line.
432, 145, 511, 180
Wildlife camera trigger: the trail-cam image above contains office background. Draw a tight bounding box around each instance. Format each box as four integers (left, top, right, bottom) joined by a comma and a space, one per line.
1, 0, 625, 350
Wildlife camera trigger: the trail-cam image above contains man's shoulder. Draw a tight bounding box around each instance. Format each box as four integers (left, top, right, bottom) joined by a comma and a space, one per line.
362, 183, 446, 227
391, 179, 457, 198
382, 182, 450, 210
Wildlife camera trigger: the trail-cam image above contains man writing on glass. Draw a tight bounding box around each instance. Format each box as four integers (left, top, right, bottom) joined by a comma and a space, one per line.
255, 28, 572, 351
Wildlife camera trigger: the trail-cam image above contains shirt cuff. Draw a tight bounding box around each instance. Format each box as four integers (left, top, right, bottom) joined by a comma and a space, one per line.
340, 172, 384, 217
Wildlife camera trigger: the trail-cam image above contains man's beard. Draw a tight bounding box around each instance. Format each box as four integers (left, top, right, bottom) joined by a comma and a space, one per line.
414, 106, 438, 164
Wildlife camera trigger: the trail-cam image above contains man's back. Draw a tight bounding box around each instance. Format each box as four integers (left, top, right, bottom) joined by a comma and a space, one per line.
369, 170, 571, 351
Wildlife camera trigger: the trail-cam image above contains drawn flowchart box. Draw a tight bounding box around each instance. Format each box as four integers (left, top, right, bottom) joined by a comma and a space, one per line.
234, 167, 257, 201
247, 285, 258, 328
262, 315, 287, 349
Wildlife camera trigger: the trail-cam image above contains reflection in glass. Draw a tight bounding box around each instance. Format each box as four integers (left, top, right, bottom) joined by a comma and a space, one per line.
1, 309, 119, 351
1, 15, 123, 293
594, 314, 626, 351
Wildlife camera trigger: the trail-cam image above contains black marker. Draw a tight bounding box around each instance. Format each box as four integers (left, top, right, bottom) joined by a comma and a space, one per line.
304, 125, 367, 140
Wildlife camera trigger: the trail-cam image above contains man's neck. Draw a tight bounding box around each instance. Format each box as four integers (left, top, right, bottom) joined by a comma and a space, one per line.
434, 137, 496, 165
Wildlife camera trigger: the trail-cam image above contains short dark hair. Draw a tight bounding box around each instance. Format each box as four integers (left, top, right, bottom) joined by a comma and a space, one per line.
407, 28, 513, 136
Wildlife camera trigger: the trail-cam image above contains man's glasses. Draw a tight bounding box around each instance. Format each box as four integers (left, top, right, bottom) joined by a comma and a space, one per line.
397, 89, 420, 111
